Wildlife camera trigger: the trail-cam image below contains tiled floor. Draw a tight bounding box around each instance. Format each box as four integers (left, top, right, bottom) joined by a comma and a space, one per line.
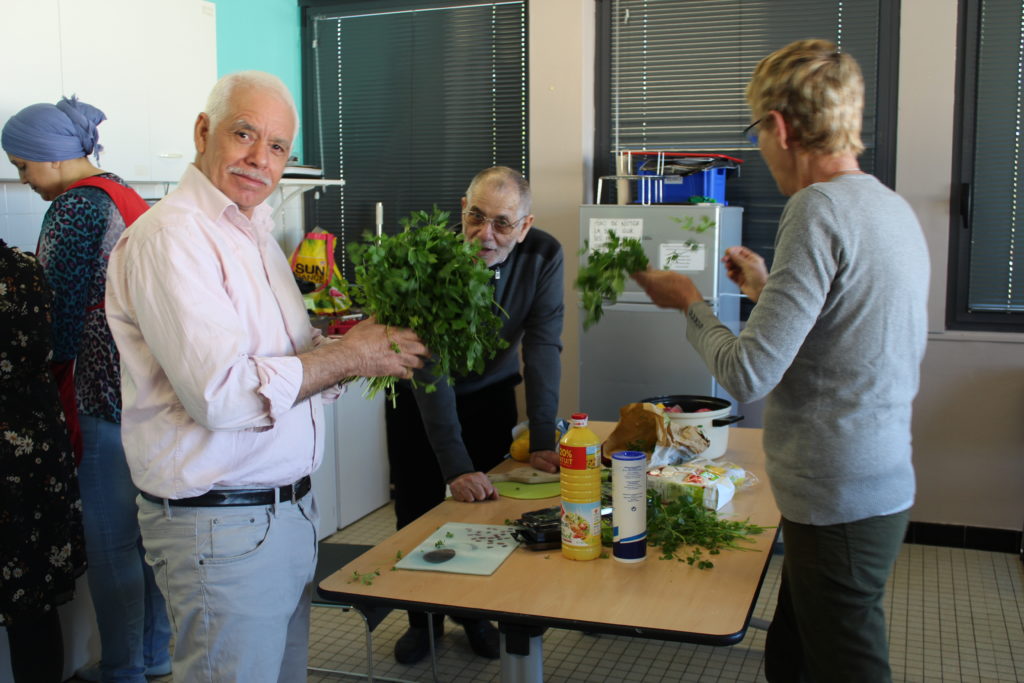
77, 502, 1022, 682
306, 503, 1024, 683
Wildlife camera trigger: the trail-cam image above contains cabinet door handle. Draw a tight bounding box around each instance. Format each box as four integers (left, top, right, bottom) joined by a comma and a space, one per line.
158, 153, 183, 159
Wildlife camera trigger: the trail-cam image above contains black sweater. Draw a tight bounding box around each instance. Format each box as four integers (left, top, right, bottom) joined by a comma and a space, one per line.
408, 227, 564, 481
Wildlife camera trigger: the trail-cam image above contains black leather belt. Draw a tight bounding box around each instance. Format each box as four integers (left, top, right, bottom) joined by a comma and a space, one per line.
140, 475, 312, 507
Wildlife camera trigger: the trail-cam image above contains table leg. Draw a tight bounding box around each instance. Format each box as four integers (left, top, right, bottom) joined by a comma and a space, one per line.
498, 623, 546, 683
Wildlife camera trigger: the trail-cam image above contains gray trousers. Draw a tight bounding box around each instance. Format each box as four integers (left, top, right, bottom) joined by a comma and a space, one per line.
765, 509, 909, 683
137, 493, 319, 683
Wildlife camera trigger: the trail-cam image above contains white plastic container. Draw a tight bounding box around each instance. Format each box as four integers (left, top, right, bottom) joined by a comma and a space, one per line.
611, 450, 647, 563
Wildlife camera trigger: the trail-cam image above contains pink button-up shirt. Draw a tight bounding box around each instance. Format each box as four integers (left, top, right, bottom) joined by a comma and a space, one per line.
106, 164, 329, 498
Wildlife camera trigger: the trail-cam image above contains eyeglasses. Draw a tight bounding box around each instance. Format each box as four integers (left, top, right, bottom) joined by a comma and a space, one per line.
462, 210, 527, 236
742, 118, 763, 145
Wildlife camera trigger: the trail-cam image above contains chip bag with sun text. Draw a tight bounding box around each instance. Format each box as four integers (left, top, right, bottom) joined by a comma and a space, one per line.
289, 228, 352, 315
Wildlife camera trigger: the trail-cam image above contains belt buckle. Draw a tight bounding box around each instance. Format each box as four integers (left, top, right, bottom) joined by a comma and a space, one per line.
290, 481, 298, 504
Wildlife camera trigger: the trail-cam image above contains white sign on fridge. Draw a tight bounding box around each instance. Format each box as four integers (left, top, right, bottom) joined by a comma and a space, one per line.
587, 217, 643, 250
660, 242, 706, 271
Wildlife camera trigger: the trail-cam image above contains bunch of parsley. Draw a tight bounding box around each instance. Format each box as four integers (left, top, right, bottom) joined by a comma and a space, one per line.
347, 207, 508, 401
645, 489, 769, 569
575, 231, 649, 329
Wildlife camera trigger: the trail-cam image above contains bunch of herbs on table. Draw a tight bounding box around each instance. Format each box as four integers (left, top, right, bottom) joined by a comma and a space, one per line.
600, 486, 771, 570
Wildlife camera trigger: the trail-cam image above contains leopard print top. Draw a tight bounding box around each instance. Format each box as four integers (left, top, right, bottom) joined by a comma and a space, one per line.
35, 173, 138, 424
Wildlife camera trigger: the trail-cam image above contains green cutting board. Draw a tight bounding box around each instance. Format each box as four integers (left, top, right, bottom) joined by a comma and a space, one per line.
495, 480, 561, 500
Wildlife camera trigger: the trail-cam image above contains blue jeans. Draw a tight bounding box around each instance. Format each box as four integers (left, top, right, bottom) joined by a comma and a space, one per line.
137, 492, 318, 683
78, 416, 172, 682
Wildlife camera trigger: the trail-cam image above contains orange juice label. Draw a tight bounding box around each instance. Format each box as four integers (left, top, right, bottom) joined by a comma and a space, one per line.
559, 443, 599, 470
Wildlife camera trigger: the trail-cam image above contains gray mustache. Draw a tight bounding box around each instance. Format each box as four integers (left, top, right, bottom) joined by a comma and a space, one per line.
228, 166, 270, 186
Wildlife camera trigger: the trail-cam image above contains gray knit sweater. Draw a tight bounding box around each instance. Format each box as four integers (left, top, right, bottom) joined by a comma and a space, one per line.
685, 174, 929, 525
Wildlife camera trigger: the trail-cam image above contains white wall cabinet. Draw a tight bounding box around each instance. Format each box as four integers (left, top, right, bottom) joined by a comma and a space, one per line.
0, 0, 216, 182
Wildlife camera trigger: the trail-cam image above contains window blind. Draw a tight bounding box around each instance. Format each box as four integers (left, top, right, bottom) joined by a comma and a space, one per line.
599, 0, 893, 267
958, 0, 1024, 320
303, 0, 527, 281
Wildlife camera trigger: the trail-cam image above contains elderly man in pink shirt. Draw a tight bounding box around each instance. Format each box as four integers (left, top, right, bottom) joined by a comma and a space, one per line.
105, 71, 427, 682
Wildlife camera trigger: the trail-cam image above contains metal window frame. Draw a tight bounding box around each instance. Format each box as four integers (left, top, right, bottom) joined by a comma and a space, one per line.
946, 0, 1024, 331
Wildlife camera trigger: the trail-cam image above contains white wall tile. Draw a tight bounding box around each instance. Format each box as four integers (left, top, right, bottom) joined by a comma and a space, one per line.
8, 214, 43, 252
129, 182, 172, 204
5, 184, 47, 214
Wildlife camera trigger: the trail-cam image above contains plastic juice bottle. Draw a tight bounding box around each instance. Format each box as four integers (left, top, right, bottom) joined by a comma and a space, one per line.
559, 413, 602, 561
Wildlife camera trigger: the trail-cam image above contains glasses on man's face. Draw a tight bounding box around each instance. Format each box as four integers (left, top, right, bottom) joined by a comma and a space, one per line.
462, 210, 526, 236
742, 118, 763, 146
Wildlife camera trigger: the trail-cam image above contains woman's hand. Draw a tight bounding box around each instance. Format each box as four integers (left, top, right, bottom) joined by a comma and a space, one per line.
722, 246, 768, 302
630, 268, 704, 312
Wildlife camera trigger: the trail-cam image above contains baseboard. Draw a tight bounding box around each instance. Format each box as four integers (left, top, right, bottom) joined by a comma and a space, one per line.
904, 521, 1022, 555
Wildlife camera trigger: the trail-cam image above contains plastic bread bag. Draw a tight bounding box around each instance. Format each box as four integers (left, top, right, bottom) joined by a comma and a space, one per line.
646, 464, 736, 511
687, 458, 759, 491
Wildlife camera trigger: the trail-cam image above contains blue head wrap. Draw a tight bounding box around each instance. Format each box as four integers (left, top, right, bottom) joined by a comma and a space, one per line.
1, 96, 106, 163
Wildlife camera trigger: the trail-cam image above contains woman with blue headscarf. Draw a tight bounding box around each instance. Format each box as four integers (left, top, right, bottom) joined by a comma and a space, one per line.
2, 97, 171, 683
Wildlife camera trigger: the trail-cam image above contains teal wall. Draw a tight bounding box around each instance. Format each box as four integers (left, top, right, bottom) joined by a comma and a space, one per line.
212, 0, 305, 162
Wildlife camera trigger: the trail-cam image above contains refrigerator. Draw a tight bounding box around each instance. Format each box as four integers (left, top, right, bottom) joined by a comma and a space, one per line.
578, 204, 744, 421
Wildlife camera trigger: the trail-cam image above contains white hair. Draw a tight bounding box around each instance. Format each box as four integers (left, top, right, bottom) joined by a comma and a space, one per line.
204, 71, 299, 138
466, 166, 532, 214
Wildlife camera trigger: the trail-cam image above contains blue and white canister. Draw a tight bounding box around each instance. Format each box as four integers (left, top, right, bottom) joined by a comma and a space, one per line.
612, 450, 647, 563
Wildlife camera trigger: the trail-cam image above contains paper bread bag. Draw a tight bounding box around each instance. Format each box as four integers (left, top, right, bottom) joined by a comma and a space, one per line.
602, 402, 710, 466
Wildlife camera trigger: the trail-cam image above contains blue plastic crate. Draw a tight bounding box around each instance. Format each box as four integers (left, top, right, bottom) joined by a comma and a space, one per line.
635, 166, 729, 205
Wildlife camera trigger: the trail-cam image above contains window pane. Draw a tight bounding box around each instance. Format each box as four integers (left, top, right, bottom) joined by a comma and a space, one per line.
967, 0, 1023, 314
307, 1, 527, 280
601, 0, 886, 270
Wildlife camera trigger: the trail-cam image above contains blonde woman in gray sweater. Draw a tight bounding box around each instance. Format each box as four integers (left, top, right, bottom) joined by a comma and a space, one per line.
632, 39, 928, 683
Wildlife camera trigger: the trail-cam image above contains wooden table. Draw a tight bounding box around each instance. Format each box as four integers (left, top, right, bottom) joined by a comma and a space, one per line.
319, 425, 780, 682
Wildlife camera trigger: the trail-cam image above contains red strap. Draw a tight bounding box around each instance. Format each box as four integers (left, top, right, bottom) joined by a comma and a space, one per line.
50, 360, 84, 466
66, 175, 150, 227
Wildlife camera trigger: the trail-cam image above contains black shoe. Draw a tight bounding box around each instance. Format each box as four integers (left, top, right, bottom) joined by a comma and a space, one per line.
462, 620, 500, 659
394, 625, 440, 665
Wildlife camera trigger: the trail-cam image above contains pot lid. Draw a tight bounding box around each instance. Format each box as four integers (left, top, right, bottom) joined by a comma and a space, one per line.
641, 394, 732, 413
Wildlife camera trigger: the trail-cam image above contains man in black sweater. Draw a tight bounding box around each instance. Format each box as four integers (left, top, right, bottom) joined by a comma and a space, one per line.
385, 166, 564, 664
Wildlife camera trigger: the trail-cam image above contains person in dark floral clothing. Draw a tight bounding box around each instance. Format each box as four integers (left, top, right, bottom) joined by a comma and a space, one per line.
0, 239, 87, 683
2, 96, 170, 682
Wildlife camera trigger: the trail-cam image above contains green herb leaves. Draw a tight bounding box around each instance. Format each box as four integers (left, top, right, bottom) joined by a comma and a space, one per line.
576, 217, 717, 329
576, 231, 649, 329
347, 207, 509, 401
600, 485, 770, 569
348, 568, 381, 585
645, 489, 769, 570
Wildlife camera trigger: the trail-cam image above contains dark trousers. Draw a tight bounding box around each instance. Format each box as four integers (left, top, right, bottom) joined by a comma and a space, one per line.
765, 509, 909, 683
5, 609, 63, 683
385, 378, 518, 629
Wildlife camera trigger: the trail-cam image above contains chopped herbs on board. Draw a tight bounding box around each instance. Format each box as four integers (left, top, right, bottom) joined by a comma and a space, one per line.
347, 207, 508, 402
